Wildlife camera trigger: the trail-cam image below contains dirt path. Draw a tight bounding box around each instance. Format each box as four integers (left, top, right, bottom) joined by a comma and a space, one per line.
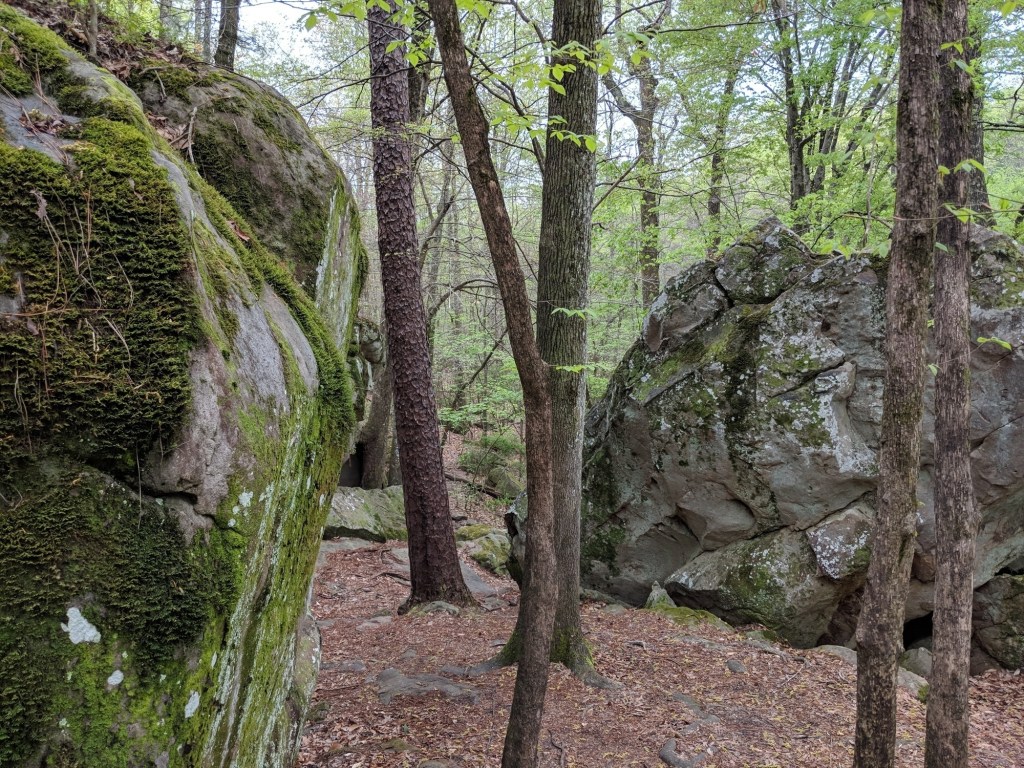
297, 541, 1024, 768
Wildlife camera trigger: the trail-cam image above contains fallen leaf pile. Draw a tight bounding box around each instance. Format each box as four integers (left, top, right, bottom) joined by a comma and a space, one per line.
298, 537, 1023, 768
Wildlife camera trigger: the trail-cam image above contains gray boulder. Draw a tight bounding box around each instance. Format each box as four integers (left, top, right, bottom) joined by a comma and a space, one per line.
973, 574, 1024, 668
582, 216, 1024, 652
325, 486, 407, 542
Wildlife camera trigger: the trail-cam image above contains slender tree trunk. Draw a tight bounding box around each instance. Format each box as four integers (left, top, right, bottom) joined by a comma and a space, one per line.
367, 1, 472, 609
966, 33, 991, 221
854, 1, 942, 767
214, 0, 240, 70
925, 1, 977, 765
602, 16, 662, 306
359, 320, 393, 490
634, 53, 661, 305
427, 1, 557, 765
87, 0, 98, 57
707, 69, 739, 257
408, 2, 433, 125
536, 0, 599, 677
159, 0, 174, 41
202, 0, 213, 61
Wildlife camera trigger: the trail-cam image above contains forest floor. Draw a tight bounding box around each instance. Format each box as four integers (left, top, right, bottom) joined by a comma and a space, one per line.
296, 484, 1023, 768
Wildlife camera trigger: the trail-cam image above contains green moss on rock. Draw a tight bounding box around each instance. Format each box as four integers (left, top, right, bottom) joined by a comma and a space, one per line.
0, 464, 238, 767
0, 117, 198, 480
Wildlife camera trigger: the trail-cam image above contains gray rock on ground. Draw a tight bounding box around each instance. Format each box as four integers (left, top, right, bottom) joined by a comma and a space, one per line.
581, 217, 1024, 657
325, 486, 408, 542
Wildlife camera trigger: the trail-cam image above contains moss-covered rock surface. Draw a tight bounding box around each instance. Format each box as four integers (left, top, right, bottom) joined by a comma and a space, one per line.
582, 217, 1024, 653
0, 4, 364, 765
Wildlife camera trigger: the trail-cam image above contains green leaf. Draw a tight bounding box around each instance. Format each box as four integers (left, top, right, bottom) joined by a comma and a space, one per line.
584, 135, 597, 152
928, 363, 938, 376
303, 11, 318, 29
977, 336, 1013, 351
1000, 0, 1018, 17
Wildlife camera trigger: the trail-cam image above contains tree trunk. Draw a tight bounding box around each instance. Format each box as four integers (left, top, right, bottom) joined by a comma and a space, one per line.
427, 1, 557, 766
407, 2, 433, 125
535, 0, 599, 677
159, 0, 175, 42
359, 321, 393, 490
925, 1, 977, 765
602, 26, 661, 306
966, 31, 991, 221
214, 0, 240, 70
854, 1, 942, 767
202, 0, 213, 61
638, 115, 660, 306
87, 0, 98, 57
707, 68, 739, 257
367, 0, 472, 609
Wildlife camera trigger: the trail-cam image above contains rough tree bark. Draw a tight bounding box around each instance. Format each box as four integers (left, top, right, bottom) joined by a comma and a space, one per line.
534, 0, 600, 678
214, 0, 240, 70
427, 0, 558, 765
367, 0, 472, 609
925, 0, 977, 765
854, 1, 942, 766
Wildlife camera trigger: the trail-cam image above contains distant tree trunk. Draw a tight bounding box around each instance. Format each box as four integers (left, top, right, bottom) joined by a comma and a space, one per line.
367, 0, 472, 609
535, 0, 599, 678
771, 0, 806, 208
925, 1, 977, 765
602, 0, 665, 306
87, 0, 98, 57
637, 107, 660, 305
159, 0, 175, 41
194, 0, 212, 60
359, 320, 393, 490
214, 0, 240, 70
965, 30, 991, 221
854, 1, 942, 767
407, 1, 433, 125
427, 0, 558, 765
707, 68, 739, 257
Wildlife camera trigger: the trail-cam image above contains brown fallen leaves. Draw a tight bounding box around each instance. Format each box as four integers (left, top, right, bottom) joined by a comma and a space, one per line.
298, 542, 1023, 768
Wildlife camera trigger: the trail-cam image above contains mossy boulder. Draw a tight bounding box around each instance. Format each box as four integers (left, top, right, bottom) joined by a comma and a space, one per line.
324, 486, 407, 542
582, 218, 1024, 652
126, 57, 367, 310
0, 5, 364, 766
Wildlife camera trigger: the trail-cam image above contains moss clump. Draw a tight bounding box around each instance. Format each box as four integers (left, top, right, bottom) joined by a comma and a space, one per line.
455, 523, 494, 541
0, 262, 14, 293
0, 5, 147, 129
581, 524, 627, 576
650, 603, 733, 631
127, 61, 201, 99
0, 117, 198, 481
0, 464, 238, 767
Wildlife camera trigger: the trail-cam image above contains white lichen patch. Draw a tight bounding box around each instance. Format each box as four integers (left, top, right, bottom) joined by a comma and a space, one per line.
185, 691, 200, 719
61, 607, 101, 644
107, 670, 124, 687
238, 490, 254, 509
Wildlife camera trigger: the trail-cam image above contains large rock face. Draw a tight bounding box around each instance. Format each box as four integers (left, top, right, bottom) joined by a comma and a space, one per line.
582, 217, 1024, 650
0, 5, 364, 766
